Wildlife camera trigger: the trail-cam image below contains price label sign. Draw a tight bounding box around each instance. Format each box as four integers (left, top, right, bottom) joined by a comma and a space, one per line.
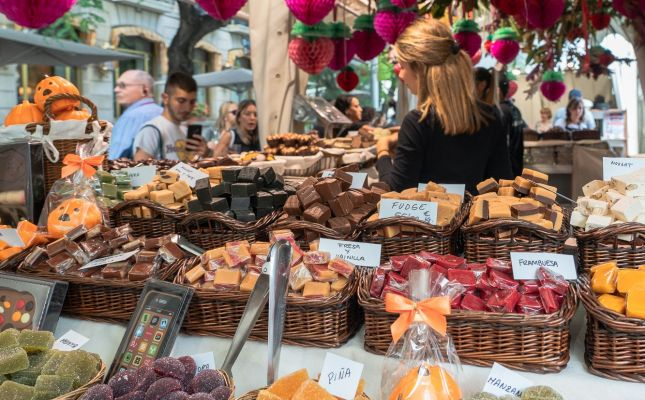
125, 166, 157, 188
318, 239, 382, 268
80, 250, 140, 270
0, 229, 24, 248
379, 199, 438, 225
482, 363, 535, 398
348, 172, 367, 189
169, 163, 209, 188
603, 157, 645, 180
510, 252, 578, 280
319, 352, 364, 399
321, 170, 334, 178
53, 330, 90, 351
189, 352, 216, 374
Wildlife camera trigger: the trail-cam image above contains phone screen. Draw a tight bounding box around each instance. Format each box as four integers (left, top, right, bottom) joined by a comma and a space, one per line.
187, 124, 202, 139
116, 291, 182, 372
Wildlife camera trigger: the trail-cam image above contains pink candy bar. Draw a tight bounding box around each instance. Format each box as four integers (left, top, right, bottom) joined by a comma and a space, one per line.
223, 246, 251, 268
328, 258, 355, 278
390, 255, 408, 272
436, 254, 466, 269
519, 280, 540, 294
537, 267, 569, 295
381, 284, 408, 300
486, 289, 521, 313
203, 270, 216, 282
381, 272, 408, 299
270, 230, 295, 243
517, 294, 543, 315
304, 251, 330, 265
254, 254, 268, 266
418, 251, 443, 263
447, 269, 476, 290
461, 293, 486, 311
400, 255, 432, 279
538, 286, 560, 314
489, 269, 519, 291
307, 264, 338, 282
486, 257, 513, 273
370, 267, 388, 298
205, 257, 226, 272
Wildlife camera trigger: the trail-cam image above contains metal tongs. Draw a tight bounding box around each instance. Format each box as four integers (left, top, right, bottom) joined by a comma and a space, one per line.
221, 239, 292, 385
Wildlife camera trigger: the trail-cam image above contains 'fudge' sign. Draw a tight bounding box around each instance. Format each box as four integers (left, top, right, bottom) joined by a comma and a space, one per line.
379, 199, 438, 225
510, 252, 577, 280
318, 239, 381, 268
603, 157, 645, 180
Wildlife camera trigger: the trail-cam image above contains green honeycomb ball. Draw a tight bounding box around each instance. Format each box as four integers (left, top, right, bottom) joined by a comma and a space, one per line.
521, 386, 564, 400
468, 393, 499, 400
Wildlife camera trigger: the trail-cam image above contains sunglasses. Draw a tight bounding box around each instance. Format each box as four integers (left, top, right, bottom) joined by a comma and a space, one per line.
229, 110, 238, 115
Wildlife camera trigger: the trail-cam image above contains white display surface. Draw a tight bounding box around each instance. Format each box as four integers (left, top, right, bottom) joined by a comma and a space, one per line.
53, 308, 645, 399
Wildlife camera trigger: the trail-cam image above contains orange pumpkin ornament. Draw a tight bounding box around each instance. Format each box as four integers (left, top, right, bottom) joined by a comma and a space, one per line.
47, 198, 102, 238
55, 108, 91, 121
389, 364, 462, 400
4, 100, 44, 126
34, 75, 80, 113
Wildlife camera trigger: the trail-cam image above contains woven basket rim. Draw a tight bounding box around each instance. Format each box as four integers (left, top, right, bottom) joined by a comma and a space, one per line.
178, 210, 283, 233
357, 270, 577, 327
269, 218, 361, 241
462, 215, 570, 241
577, 274, 645, 331
174, 257, 359, 307
111, 199, 188, 219
54, 360, 105, 400
24, 93, 110, 135
574, 222, 645, 241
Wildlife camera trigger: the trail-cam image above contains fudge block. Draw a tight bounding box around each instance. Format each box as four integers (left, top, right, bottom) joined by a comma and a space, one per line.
150, 190, 175, 205
237, 167, 260, 183
598, 293, 626, 314
159, 171, 179, 184
213, 269, 242, 289
476, 178, 498, 194
303, 281, 331, 298
168, 180, 192, 201
231, 183, 257, 197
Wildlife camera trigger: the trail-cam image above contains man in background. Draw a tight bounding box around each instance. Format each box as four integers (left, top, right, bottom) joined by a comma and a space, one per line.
108, 70, 162, 160
553, 89, 596, 129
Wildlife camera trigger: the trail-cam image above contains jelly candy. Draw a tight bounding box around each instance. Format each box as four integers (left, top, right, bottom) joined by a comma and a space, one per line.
135, 365, 157, 392
26, 350, 51, 373
153, 357, 186, 381
210, 385, 232, 400
145, 377, 181, 400
40, 350, 66, 375
0, 380, 35, 399
0, 346, 29, 374
520, 385, 563, 400
109, 369, 138, 397
79, 384, 114, 400
189, 370, 225, 394
0, 329, 19, 349
55, 350, 100, 388
17, 331, 54, 353
116, 391, 145, 400
178, 356, 197, 387
9, 370, 40, 386
161, 392, 189, 400
33, 374, 75, 398
188, 394, 215, 400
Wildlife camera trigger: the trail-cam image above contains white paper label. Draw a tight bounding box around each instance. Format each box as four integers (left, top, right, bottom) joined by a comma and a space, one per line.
417, 183, 465, 199
53, 330, 89, 351
169, 162, 209, 188
80, 250, 140, 270
125, 166, 157, 188
318, 238, 382, 268
190, 351, 216, 374
0, 229, 24, 247
603, 157, 645, 180
482, 363, 535, 397
379, 198, 438, 225
319, 352, 364, 400
321, 170, 334, 178
510, 252, 578, 280
348, 172, 367, 189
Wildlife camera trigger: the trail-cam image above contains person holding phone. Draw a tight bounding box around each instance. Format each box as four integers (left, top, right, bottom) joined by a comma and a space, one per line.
133, 73, 211, 161
211, 99, 260, 156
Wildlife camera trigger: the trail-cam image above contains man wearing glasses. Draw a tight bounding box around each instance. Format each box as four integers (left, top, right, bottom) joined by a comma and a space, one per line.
108, 70, 162, 159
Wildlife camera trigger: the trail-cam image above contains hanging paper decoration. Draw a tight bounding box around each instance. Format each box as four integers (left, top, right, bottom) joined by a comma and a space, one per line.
512, 9, 535, 29
483, 34, 493, 54
612, 0, 645, 18
196, 0, 248, 20
328, 22, 356, 71
471, 49, 482, 65
374, 0, 417, 44
353, 14, 387, 61
490, 28, 520, 65
590, 12, 611, 30
506, 71, 518, 99
0, 0, 76, 29
391, 0, 417, 7
393, 63, 402, 79
288, 22, 334, 75
453, 19, 481, 59
490, 0, 522, 16
525, 0, 566, 30
336, 66, 359, 92
285, 0, 335, 25
540, 71, 566, 102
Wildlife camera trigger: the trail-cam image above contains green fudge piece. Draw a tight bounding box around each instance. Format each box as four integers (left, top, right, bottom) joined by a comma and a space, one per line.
40, 351, 66, 375
101, 183, 118, 199
97, 171, 116, 184
55, 350, 99, 389
17, 331, 54, 353
0, 347, 29, 374
0, 329, 19, 349
9, 370, 39, 386
0, 380, 35, 400
34, 374, 75, 398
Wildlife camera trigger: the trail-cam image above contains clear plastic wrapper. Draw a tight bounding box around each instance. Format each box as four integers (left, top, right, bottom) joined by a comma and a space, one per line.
447, 269, 476, 291
537, 267, 570, 296
486, 289, 521, 313
303, 251, 330, 265
390, 255, 408, 272
370, 264, 391, 298
489, 270, 519, 291
382, 272, 409, 299
517, 294, 544, 315
289, 263, 313, 291
519, 280, 540, 295
486, 257, 513, 273
400, 255, 432, 279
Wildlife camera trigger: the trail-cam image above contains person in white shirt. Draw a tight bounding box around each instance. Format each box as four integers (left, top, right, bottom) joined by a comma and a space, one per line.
554, 98, 593, 131
133, 72, 210, 161
553, 89, 596, 129
535, 107, 553, 133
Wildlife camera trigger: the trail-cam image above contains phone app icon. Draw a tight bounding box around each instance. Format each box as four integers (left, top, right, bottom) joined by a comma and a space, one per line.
122, 352, 133, 364
159, 318, 169, 330
147, 344, 159, 357
134, 325, 144, 338
141, 313, 150, 324
129, 338, 139, 350
142, 358, 154, 367
138, 342, 148, 353
150, 316, 159, 326
133, 355, 143, 367
153, 332, 163, 342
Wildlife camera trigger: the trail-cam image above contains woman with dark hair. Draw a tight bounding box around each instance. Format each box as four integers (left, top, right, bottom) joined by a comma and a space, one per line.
334, 95, 373, 137
212, 99, 260, 155
554, 98, 591, 130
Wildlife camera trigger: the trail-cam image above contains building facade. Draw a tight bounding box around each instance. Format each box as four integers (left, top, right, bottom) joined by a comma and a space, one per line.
0, 0, 250, 124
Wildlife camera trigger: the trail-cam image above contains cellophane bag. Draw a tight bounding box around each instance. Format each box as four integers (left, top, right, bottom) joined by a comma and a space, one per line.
38, 141, 109, 238
381, 268, 464, 400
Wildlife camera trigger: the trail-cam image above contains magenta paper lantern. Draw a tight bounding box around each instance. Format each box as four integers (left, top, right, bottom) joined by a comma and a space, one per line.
613, 0, 645, 18
196, 0, 248, 20
337, 66, 359, 92
285, 0, 335, 25
506, 80, 518, 99
391, 0, 417, 7
525, 0, 565, 30
288, 37, 334, 75
0, 0, 76, 29
491, 28, 520, 65
374, 9, 416, 44
540, 71, 566, 102
328, 38, 357, 71
353, 14, 386, 61
453, 20, 482, 59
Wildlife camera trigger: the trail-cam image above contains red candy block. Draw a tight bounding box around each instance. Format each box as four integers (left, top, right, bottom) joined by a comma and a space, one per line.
418, 251, 442, 263
487, 289, 521, 313
538, 286, 560, 313
486, 257, 513, 273
429, 264, 447, 277
400, 255, 432, 279
303, 251, 330, 265
370, 267, 389, 298
381, 272, 408, 299
461, 293, 486, 311
328, 258, 355, 277
447, 269, 476, 290
307, 264, 338, 282
467, 263, 487, 278
451, 294, 463, 310
517, 294, 543, 315
223, 246, 251, 268
270, 230, 295, 243
381, 285, 408, 300
436, 254, 466, 269
390, 255, 409, 272
519, 280, 540, 294
537, 267, 569, 295
489, 269, 519, 291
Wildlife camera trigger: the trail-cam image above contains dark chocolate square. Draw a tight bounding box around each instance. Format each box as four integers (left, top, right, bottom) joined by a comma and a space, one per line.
284, 185, 297, 195
231, 197, 252, 211
222, 168, 240, 183
211, 182, 231, 197
236, 210, 256, 223
237, 167, 260, 183
268, 174, 285, 189
268, 189, 288, 207
260, 167, 276, 185
231, 183, 257, 197
210, 197, 229, 212
187, 199, 203, 213
256, 208, 274, 218
196, 187, 212, 204
253, 191, 274, 209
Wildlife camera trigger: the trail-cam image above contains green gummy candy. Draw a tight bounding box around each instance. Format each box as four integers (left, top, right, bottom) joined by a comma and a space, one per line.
0, 380, 35, 400
18, 331, 54, 353
40, 351, 66, 375
9, 370, 39, 386
102, 183, 118, 199
55, 350, 99, 388
34, 374, 75, 397
521, 386, 563, 400
97, 171, 116, 184
0, 329, 19, 349
0, 347, 29, 374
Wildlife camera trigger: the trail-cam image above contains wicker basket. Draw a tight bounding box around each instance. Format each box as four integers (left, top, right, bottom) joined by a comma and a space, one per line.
174, 258, 362, 348
358, 196, 471, 263
462, 218, 570, 263
16, 257, 187, 323
177, 211, 283, 249
0, 249, 32, 272
575, 223, 645, 270
25, 93, 109, 194
55, 361, 106, 400
319, 149, 345, 171
110, 200, 186, 238
276, 153, 324, 177
268, 218, 360, 251
358, 271, 577, 373
237, 387, 369, 400
578, 274, 645, 382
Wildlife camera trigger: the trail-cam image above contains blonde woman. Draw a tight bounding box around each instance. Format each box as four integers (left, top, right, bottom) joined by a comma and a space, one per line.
376, 18, 512, 194
210, 101, 237, 156
535, 107, 553, 133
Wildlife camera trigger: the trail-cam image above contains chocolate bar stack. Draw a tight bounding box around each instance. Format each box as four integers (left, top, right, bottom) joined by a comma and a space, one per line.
188, 166, 294, 223
21, 224, 186, 282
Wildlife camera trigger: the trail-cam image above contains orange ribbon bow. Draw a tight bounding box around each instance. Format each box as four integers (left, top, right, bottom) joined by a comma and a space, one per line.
61, 154, 105, 178
385, 293, 451, 343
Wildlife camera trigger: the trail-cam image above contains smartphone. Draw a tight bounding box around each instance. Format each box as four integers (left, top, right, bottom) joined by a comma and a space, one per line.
187, 124, 202, 140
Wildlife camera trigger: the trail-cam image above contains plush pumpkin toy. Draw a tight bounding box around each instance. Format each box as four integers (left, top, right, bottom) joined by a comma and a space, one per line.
55, 108, 91, 121
4, 101, 44, 126
47, 198, 102, 238
389, 364, 461, 400
34, 76, 80, 114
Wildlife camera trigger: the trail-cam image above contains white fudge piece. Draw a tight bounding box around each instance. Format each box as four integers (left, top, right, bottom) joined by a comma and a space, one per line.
606, 189, 626, 206
583, 180, 609, 197
611, 173, 645, 197
590, 185, 610, 200
587, 198, 609, 215
570, 209, 589, 228
611, 197, 644, 222
585, 214, 613, 231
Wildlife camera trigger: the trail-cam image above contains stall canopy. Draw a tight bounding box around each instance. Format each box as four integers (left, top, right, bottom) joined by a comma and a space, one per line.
193, 68, 253, 94
0, 28, 141, 66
